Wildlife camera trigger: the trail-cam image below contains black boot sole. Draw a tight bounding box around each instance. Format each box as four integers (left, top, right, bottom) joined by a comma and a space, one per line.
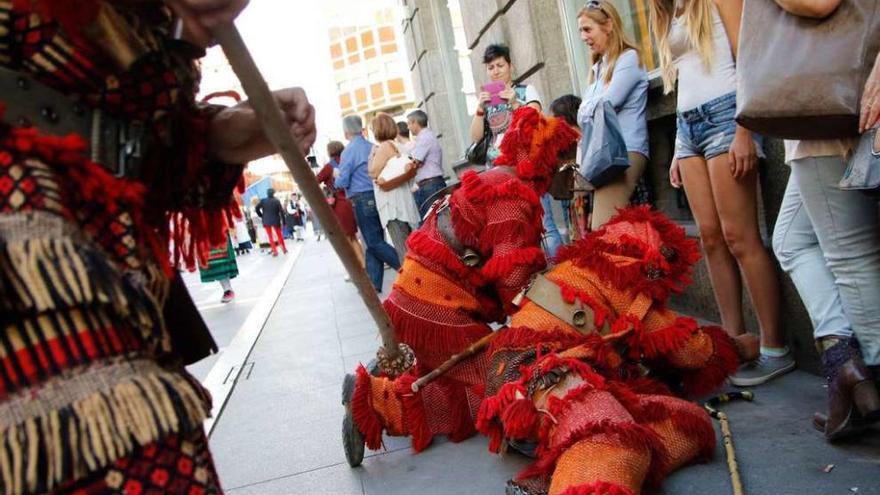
341, 374, 365, 467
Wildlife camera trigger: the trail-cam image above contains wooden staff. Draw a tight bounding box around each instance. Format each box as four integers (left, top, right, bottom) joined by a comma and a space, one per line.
211, 23, 406, 368
704, 390, 754, 495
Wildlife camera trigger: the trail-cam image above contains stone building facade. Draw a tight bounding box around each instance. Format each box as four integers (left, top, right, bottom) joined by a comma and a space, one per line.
398, 0, 819, 371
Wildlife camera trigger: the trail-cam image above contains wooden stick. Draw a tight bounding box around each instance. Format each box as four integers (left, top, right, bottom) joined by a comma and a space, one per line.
411, 332, 497, 392
211, 23, 401, 360
718, 412, 745, 495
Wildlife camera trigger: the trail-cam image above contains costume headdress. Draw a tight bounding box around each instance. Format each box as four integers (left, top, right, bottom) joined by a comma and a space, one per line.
493, 107, 580, 194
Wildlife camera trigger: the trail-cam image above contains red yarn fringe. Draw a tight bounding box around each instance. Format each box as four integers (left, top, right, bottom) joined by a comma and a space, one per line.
395, 373, 433, 452
555, 206, 701, 304
383, 298, 490, 362
352, 365, 385, 451
631, 316, 699, 359
501, 398, 540, 440
553, 481, 637, 495
480, 247, 547, 282
679, 325, 740, 397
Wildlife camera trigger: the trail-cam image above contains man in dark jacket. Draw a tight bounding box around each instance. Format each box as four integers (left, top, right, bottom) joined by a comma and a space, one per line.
256, 188, 288, 256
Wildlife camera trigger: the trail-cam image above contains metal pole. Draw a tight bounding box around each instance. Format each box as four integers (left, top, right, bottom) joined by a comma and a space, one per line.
211, 23, 402, 362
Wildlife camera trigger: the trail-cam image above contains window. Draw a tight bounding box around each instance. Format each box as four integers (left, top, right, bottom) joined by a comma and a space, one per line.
387, 78, 405, 96
561, 0, 658, 95
361, 30, 375, 48
370, 82, 384, 100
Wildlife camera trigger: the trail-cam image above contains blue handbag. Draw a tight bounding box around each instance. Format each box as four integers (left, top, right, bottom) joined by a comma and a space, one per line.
577, 99, 630, 188
839, 127, 880, 196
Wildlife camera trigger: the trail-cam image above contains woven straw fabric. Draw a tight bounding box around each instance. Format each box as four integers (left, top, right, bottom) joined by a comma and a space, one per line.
664, 331, 714, 370
548, 439, 651, 495
369, 375, 407, 436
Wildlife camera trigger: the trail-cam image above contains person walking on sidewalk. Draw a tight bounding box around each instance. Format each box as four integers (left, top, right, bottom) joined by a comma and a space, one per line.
256, 188, 288, 256
648, 0, 791, 386
406, 110, 447, 218
287, 196, 305, 241
200, 231, 239, 303
369, 113, 420, 262
316, 141, 364, 266
337, 115, 401, 292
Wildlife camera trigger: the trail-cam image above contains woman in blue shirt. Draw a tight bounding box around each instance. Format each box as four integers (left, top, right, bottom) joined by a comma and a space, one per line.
577, 1, 650, 230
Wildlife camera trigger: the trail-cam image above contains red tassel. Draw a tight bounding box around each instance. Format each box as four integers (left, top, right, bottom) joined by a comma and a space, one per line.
394, 374, 434, 452
352, 365, 385, 451
501, 398, 540, 440
679, 325, 740, 397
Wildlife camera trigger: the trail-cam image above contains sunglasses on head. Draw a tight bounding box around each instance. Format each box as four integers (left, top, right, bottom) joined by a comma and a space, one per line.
585, 0, 602, 9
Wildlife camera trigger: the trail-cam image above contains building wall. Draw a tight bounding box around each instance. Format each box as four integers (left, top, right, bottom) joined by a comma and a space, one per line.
326, 2, 415, 120
399, 0, 821, 371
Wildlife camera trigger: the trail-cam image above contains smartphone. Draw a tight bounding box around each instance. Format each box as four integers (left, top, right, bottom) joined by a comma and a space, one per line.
482, 81, 506, 106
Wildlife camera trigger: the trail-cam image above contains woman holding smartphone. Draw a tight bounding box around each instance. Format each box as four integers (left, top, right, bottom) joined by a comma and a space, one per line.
469, 44, 565, 258
649, 0, 790, 386
577, 1, 650, 231
470, 44, 543, 167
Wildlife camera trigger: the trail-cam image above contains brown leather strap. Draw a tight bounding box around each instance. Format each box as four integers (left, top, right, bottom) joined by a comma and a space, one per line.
522, 273, 611, 336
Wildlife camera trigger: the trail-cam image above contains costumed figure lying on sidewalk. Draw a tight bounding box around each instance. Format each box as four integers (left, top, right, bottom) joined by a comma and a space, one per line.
0, 1, 315, 493
343, 106, 579, 456
346, 205, 747, 495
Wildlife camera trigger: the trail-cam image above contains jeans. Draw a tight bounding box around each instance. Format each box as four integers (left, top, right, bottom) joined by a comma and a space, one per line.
773, 156, 880, 365
541, 193, 563, 260
350, 191, 401, 291
675, 92, 763, 160
414, 176, 448, 219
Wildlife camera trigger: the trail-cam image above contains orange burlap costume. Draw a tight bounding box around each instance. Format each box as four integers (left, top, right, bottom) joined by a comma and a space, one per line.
477, 207, 739, 495
350, 107, 579, 452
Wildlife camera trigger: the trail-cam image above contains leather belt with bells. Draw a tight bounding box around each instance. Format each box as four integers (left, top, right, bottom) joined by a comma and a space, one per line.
514, 273, 611, 336
0, 66, 145, 178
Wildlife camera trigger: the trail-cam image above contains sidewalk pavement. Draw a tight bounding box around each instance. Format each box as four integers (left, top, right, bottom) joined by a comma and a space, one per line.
197, 238, 880, 495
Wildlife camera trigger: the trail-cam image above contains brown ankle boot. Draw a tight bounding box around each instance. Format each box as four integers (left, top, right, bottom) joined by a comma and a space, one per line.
816, 337, 880, 440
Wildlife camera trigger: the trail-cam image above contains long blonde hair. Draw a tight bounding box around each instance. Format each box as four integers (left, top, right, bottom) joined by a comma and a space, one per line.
579, 1, 642, 85
648, 0, 716, 94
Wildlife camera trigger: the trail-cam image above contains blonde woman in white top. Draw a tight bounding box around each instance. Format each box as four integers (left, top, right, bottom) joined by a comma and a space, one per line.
368, 113, 421, 262
649, 0, 790, 386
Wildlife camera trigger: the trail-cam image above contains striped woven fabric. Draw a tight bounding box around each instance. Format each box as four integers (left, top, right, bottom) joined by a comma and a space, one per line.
199, 236, 238, 283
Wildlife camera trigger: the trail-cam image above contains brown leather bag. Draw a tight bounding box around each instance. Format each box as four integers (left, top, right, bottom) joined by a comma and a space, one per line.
736, 0, 880, 140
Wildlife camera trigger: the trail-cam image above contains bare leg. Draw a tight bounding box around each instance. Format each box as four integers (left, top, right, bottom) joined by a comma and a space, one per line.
706, 154, 783, 348
590, 153, 648, 230
679, 156, 745, 336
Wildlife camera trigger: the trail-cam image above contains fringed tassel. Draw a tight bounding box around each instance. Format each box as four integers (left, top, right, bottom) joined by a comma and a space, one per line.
553, 481, 637, 495
0, 236, 163, 344
383, 298, 490, 361
405, 230, 481, 286
445, 379, 478, 444
476, 382, 527, 453
394, 374, 433, 453
631, 316, 699, 359
501, 398, 539, 440
0, 366, 209, 495
555, 206, 701, 305
352, 365, 385, 451
679, 326, 740, 397
480, 247, 547, 282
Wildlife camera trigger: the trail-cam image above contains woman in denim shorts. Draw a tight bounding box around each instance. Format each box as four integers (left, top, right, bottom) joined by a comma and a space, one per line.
649, 0, 792, 386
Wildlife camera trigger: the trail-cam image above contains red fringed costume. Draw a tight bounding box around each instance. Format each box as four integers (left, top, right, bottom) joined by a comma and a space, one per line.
351, 107, 579, 452
352, 205, 742, 494
0, 2, 242, 494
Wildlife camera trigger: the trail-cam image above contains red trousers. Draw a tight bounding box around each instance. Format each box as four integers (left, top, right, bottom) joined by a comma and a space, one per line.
264, 225, 287, 254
